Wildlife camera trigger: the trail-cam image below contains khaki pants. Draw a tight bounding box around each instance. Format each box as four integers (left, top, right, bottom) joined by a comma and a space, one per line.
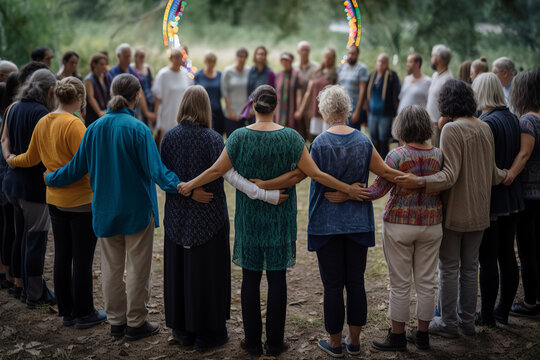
382, 221, 443, 322
100, 216, 154, 327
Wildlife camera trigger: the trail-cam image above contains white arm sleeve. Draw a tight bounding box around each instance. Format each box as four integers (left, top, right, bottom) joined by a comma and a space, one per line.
223, 168, 281, 205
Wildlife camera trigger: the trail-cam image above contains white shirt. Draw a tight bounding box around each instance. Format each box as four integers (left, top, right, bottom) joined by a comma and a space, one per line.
398, 75, 431, 114
426, 69, 453, 123
152, 66, 193, 131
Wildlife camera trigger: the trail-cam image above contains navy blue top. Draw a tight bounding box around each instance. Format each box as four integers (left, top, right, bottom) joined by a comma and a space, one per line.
308, 129, 375, 251
46, 108, 180, 237
194, 70, 222, 112
480, 107, 524, 218
247, 66, 275, 96
161, 122, 228, 247
3, 99, 48, 203
106, 65, 142, 84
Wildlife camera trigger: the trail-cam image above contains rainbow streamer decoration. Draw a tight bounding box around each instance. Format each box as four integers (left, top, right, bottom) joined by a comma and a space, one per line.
342, 0, 362, 64
162, 0, 197, 78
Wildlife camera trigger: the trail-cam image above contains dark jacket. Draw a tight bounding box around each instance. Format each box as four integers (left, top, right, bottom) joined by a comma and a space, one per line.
367, 69, 401, 117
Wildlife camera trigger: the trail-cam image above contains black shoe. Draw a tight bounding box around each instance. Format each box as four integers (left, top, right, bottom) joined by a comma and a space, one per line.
124, 320, 160, 341
194, 332, 229, 351
0, 279, 14, 289
372, 329, 407, 352
172, 329, 195, 346
493, 307, 509, 325
474, 312, 496, 327
264, 340, 290, 357
26, 293, 56, 309
240, 339, 263, 356
111, 324, 127, 338
8, 286, 22, 298
510, 302, 538, 317
406, 329, 430, 350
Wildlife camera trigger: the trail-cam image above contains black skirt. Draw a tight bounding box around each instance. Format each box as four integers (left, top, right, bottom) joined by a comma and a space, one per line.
164, 223, 231, 334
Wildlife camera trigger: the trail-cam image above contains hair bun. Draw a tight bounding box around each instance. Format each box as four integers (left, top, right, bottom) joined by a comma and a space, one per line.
250, 85, 277, 114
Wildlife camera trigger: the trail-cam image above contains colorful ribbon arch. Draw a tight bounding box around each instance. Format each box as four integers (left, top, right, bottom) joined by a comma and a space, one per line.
342, 0, 362, 63
162, 0, 197, 78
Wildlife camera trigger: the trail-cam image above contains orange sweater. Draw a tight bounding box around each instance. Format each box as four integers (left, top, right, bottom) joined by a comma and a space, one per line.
10, 112, 92, 207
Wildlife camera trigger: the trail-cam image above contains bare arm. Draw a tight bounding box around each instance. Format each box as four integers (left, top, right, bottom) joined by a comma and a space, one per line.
296, 147, 369, 200
351, 82, 367, 124
139, 94, 156, 123
178, 147, 233, 195
153, 98, 161, 122
295, 80, 313, 118
250, 169, 307, 190
85, 80, 105, 117
503, 133, 535, 186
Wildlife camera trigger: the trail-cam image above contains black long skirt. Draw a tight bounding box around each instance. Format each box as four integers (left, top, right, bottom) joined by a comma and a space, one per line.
164, 224, 231, 336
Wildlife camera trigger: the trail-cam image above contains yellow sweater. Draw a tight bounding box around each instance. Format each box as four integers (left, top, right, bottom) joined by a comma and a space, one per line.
11, 112, 93, 207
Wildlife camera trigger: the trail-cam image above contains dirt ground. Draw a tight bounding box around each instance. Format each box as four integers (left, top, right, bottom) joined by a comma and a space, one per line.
1, 179, 539, 360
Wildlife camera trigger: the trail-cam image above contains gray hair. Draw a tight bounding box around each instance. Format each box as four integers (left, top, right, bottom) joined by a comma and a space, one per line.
115, 43, 132, 56
0, 60, 18, 75
297, 40, 310, 50
493, 57, 517, 77
472, 72, 506, 110
317, 85, 351, 122
392, 105, 433, 143
16, 69, 57, 110
378, 53, 390, 62
108, 74, 141, 111
432, 44, 452, 66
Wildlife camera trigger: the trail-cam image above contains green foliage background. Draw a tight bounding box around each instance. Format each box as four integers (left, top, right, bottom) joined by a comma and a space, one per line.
1, 0, 538, 77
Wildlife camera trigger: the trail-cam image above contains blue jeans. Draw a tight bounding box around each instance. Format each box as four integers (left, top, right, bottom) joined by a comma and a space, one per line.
368, 114, 392, 159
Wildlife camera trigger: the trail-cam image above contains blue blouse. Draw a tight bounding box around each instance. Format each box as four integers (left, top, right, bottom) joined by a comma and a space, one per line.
194, 70, 222, 112
308, 130, 375, 251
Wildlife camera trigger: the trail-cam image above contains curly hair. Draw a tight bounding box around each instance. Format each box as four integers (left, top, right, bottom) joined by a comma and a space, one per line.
438, 79, 477, 118
392, 105, 433, 143
317, 85, 351, 123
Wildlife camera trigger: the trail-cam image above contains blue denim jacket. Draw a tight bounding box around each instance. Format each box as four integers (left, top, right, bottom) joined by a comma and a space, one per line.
308, 130, 375, 238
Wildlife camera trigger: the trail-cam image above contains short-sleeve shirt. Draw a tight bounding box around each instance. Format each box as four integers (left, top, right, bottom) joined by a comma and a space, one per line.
194, 70, 222, 112
225, 127, 305, 271
221, 65, 250, 117
152, 66, 193, 132
308, 130, 375, 250
519, 113, 540, 200
397, 75, 431, 114
426, 69, 453, 123
337, 62, 369, 113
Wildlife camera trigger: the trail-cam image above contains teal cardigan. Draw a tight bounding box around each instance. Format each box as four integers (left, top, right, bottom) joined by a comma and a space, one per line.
46, 108, 180, 237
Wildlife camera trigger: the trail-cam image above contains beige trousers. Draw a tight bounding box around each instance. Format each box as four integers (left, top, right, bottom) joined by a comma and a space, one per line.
100, 216, 154, 327
382, 221, 443, 322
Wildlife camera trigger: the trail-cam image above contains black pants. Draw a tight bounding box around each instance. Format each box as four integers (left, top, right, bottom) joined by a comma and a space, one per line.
316, 236, 368, 334
241, 268, 287, 349
212, 108, 226, 137
516, 199, 540, 305
479, 214, 519, 319
10, 202, 24, 279
49, 205, 97, 317
225, 117, 246, 137
0, 202, 14, 266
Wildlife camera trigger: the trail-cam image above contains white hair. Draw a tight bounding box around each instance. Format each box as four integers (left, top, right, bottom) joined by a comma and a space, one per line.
297, 40, 311, 51
0, 60, 18, 75
493, 57, 517, 77
317, 85, 351, 122
115, 43, 132, 56
472, 72, 506, 110
432, 44, 452, 66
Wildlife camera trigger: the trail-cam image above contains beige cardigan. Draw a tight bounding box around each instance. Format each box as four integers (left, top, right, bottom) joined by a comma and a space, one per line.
425, 118, 506, 232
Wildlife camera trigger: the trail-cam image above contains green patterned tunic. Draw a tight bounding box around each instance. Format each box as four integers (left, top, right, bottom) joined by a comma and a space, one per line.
226, 127, 305, 271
